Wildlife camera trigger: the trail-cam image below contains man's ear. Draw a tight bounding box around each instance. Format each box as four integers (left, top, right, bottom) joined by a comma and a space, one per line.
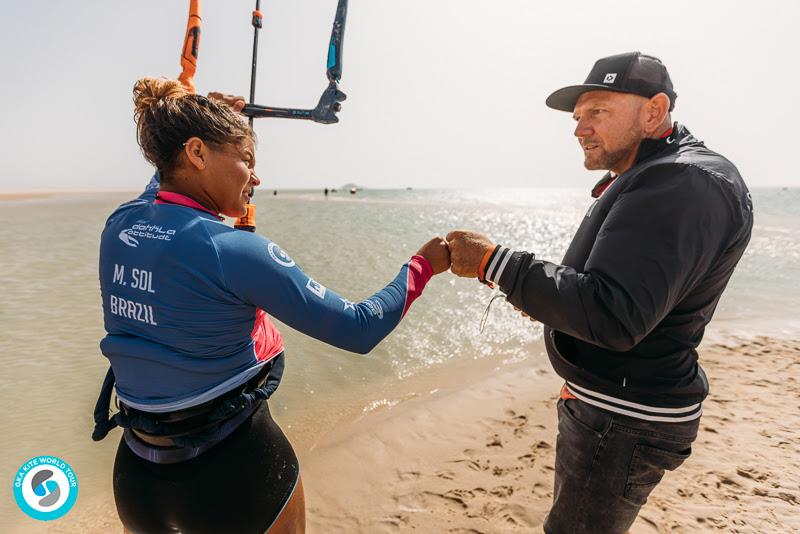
183, 137, 207, 171
643, 93, 670, 135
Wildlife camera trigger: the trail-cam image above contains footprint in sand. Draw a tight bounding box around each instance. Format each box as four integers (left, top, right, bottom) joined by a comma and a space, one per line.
486, 434, 503, 448
492, 464, 523, 477
466, 502, 536, 528
532, 482, 552, 498
517, 453, 536, 467
436, 470, 456, 480
398, 470, 421, 481
450, 458, 491, 472
379, 514, 409, 528
489, 485, 514, 498
500, 410, 529, 437
533, 440, 553, 451
736, 466, 769, 482
715, 473, 743, 489
752, 487, 799, 504
422, 488, 478, 509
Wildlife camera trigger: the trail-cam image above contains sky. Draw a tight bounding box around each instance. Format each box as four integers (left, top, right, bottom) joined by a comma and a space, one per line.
0, 0, 798, 190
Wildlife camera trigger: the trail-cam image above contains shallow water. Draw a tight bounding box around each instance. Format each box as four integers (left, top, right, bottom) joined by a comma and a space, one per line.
1, 186, 797, 530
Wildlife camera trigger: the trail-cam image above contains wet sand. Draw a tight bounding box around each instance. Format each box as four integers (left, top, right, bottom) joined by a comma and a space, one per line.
302, 336, 800, 533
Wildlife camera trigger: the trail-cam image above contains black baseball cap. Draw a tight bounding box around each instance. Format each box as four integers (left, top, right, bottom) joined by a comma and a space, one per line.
546, 52, 677, 112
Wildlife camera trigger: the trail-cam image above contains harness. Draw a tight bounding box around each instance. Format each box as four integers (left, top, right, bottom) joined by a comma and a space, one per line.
92, 352, 285, 456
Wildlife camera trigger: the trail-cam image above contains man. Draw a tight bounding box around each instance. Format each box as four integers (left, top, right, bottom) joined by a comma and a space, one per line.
447, 52, 753, 533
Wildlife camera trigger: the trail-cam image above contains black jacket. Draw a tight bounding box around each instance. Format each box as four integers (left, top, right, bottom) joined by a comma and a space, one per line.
489, 124, 752, 410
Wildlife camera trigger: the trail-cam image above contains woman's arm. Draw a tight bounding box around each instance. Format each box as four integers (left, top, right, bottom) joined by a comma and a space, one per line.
216, 233, 448, 354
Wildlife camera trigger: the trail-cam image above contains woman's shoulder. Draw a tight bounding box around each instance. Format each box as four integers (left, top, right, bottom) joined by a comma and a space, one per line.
205, 226, 294, 272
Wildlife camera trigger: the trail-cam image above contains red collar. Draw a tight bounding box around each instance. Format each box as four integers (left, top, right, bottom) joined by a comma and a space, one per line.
155, 191, 223, 220
592, 174, 617, 198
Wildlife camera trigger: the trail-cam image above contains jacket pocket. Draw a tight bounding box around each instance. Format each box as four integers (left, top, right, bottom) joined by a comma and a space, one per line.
624, 443, 691, 506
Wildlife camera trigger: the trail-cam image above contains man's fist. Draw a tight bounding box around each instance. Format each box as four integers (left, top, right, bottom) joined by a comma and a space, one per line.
416, 237, 451, 275
446, 230, 495, 278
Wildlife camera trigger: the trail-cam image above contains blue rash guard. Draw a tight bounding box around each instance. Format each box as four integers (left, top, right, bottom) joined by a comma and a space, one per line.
99, 173, 433, 413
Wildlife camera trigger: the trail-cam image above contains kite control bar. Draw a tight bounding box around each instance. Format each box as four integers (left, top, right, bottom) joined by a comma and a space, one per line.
177, 0, 348, 125
242, 0, 348, 124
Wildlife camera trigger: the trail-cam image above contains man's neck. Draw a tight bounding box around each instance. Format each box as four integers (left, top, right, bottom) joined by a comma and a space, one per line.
611, 122, 675, 175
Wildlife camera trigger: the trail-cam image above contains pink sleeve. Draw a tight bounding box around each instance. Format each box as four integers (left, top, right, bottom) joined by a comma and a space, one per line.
402, 255, 434, 317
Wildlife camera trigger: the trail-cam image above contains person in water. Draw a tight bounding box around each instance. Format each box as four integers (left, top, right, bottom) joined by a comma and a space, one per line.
94, 77, 450, 533
446, 52, 752, 532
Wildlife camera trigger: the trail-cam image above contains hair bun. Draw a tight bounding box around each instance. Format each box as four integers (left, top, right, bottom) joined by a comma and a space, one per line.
133, 77, 189, 116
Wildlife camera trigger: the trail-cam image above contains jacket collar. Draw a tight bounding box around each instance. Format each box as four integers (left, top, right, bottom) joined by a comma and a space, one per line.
590, 122, 694, 198
155, 191, 224, 220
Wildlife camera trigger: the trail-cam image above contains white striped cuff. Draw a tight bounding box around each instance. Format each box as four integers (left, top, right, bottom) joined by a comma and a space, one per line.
485, 246, 512, 285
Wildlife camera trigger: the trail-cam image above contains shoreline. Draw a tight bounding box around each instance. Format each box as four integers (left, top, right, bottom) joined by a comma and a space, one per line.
0, 190, 138, 202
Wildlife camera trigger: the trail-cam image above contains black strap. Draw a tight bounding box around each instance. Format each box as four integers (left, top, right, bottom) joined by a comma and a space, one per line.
91, 353, 286, 443
91, 367, 118, 441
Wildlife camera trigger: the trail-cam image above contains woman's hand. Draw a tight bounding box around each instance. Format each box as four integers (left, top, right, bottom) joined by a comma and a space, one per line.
208, 91, 246, 113
416, 237, 451, 275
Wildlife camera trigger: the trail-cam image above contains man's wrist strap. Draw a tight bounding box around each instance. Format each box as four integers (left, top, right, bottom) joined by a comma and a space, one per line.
478, 244, 501, 286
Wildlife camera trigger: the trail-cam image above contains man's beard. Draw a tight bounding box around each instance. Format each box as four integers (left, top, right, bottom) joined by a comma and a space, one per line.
584, 126, 643, 171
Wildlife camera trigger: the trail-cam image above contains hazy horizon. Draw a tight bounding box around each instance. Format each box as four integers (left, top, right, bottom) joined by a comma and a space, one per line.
1, 0, 798, 190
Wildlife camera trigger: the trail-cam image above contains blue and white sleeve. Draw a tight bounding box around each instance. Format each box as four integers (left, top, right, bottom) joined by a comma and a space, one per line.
216, 233, 433, 354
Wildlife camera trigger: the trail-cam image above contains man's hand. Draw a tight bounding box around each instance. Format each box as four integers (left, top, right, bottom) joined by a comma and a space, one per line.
416, 237, 451, 275
446, 230, 495, 278
208, 91, 246, 113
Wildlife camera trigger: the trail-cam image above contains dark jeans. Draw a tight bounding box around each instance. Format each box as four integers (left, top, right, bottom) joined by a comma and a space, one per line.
544, 398, 699, 534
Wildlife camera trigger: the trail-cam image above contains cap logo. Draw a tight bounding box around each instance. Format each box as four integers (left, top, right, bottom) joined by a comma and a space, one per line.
603, 73, 617, 84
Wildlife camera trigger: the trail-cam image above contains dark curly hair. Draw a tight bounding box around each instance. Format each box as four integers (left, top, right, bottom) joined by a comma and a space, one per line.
133, 77, 254, 181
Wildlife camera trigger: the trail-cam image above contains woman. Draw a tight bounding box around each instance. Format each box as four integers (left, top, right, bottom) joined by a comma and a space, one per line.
94, 77, 450, 533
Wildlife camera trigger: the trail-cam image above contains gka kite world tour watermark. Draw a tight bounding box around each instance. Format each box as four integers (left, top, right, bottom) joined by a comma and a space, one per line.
13, 455, 78, 521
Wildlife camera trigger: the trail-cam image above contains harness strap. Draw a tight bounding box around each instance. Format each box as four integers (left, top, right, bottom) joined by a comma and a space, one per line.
91, 353, 286, 444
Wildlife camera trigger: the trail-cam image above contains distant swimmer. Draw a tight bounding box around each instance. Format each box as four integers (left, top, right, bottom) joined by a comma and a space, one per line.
324, 187, 329, 196
273, 189, 277, 196
93, 78, 451, 534
446, 52, 752, 533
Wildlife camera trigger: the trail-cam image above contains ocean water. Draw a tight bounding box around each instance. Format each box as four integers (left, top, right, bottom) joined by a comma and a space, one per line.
0, 187, 798, 530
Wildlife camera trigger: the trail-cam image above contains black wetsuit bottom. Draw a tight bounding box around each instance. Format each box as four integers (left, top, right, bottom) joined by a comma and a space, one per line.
113, 402, 299, 534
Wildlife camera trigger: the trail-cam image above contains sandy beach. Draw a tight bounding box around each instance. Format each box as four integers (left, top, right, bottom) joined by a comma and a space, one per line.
301, 336, 800, 533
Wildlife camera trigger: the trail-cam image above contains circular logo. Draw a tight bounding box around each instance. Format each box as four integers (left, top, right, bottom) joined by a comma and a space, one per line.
267, 242, 295, 268
13, 456, 78, 521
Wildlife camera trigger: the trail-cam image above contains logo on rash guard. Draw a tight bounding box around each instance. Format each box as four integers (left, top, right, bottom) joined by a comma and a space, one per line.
118, 223, 176, 247
268, 243, 295, 267
118, 230, 139, 247
306, 278, 327, 299
364, 299, 384, 319
340, 298, 355, 311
